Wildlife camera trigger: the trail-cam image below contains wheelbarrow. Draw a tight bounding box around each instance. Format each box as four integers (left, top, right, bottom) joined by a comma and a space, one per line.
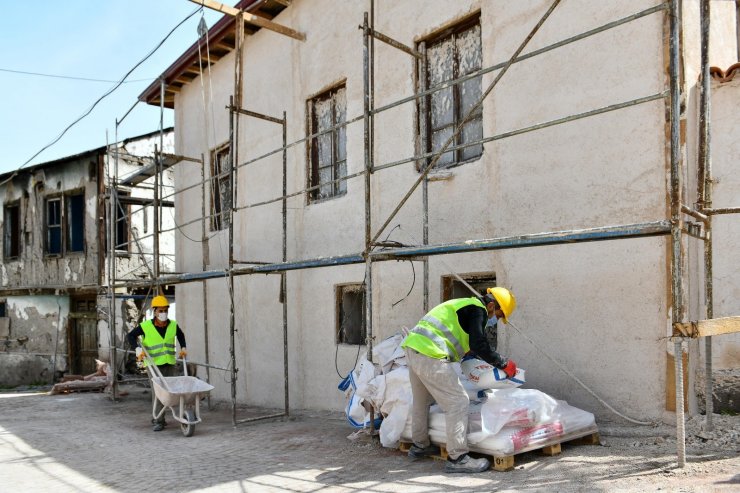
140, 345, 214, 437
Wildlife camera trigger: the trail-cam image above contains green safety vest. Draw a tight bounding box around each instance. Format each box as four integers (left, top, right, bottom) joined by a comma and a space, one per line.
401, 297, 485, 362
141, 319, 178, 366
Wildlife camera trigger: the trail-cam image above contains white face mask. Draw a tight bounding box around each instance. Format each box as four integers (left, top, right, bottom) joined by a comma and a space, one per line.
156, 312, 168, 322
486, 315, 498, 328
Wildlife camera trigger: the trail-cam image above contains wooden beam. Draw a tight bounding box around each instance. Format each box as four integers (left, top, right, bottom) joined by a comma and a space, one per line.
188, 0, 305, 41
673, 316, 740, 338
273, 0, 291, 7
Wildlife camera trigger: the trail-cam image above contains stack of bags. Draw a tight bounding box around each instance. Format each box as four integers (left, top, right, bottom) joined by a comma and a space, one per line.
339, 333, 597, 455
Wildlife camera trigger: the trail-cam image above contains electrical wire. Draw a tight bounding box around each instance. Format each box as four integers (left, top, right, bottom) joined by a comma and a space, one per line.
0, 67, 153, 84
1, 6, 204, 187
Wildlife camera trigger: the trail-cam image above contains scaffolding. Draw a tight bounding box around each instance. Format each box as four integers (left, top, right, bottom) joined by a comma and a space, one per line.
105, 0, 740, 468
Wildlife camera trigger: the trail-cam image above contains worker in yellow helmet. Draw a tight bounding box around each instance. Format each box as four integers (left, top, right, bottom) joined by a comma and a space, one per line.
401, 287, 517, 473
126, 295, 187, 432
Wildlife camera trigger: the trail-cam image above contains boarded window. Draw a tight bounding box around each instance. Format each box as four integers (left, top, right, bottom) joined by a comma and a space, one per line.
0, 301, 5, 318
421, 15, 483, 169
66, 192, 85, 253
46, 198, 62, 255
3, 202, 21, 259
308, 85, 347, 202
441, 273, 496, 302
210, 144, 232, 231
336, 284, 366, 345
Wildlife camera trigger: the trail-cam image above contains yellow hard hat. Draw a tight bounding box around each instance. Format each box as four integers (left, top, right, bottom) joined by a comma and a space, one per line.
486, 287, 516, 324
151, 295, 169, 308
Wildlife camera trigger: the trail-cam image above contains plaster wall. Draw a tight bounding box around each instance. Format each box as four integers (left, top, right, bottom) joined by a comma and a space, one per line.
704, 78, 740, 369
173, 0, 677, 420
0, 296, 70, 386
0, 159, 100, 290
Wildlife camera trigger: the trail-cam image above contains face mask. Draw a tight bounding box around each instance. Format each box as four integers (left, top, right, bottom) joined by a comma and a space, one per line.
486, 315, 497, 328
156, 312, 168, 322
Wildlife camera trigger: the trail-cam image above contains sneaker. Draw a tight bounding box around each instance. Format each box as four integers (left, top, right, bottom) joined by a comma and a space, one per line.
152, 422, 165, 432
408, 443, 439, 459
444, 454, 490, 473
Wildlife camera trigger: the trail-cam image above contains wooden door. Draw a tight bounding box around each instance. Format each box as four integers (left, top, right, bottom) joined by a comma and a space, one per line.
69, 299, 98, 375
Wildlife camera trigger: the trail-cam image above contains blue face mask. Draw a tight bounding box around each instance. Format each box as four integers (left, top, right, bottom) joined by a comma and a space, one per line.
486, 315, 498, 328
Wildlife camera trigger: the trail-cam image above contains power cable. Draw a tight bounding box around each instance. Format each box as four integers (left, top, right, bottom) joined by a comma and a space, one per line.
0, 67, 153, 84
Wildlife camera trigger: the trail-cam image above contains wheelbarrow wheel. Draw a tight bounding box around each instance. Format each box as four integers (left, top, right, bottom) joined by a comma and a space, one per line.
181, 409, 196, 437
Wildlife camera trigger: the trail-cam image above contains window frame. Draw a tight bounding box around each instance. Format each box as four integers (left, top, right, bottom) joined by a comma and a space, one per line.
210, 143, 232, 231
335, 283, 367, 346
44, 190, 86, 257
441, 272, 496, 302
418, 13, 484, 171
307, 83, 347, 203
3, 201, 21, 260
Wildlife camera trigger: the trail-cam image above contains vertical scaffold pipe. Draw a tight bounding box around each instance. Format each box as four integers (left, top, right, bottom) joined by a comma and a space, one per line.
669, 0, 686, 468
698, 0, 714, 431
419, 42, 430, 313
282, 112, 289, 416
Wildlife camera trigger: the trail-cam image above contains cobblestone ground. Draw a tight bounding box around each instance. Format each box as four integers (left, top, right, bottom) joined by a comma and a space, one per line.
0, 385, 737, 492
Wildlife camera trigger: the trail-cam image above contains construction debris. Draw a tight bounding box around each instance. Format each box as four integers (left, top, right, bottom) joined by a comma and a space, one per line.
49, 360, 112, 395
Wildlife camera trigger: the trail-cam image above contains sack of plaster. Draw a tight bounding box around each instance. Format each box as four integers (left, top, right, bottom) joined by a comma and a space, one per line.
409, 397, 596, 455
460, 356, 526, 390
372, 333, 407, 374
376, 367, 413, 448
338, 358, 381, 429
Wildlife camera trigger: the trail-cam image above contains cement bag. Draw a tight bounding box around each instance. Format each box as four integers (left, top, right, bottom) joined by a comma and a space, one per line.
460, 356, 525, 389
378, 367, 412, 448
372, 333, 406, 374
338, 358, 380, 428
478, 388, 558, 436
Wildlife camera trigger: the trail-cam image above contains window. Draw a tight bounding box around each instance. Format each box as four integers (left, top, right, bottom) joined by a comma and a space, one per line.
308, 84, 347, 202
420, 15, 483, 169
210, 144, 232, 231
46, 197, 62, 255
45, 192, 85, 256
66, 192, 84, 253
3, 202, 21, 259
441, 273, 496, 302
0, 300, 5, 318
114, 191, 130, 251
336, 284, 366, 345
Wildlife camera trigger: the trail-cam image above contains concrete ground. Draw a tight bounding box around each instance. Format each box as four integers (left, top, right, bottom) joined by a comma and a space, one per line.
0, 384, 738, 492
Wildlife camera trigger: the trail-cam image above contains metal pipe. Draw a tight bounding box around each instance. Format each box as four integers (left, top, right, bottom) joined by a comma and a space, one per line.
235, 412, 286, 424
703, 206, 740, 215
108, 127, 118, 400
363, 12, 375, 363
698, 0, 714, 431
669, 0, 686, 468
113, 221, 671, 289
282, 111, 289, 417
229, 93, 238, 427
419, 41, 429, 313
201, 152, 212, 408
681, 204, 708, 223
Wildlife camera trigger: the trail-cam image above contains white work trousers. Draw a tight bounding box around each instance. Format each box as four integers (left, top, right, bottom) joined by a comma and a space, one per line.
405, 348, 470, 460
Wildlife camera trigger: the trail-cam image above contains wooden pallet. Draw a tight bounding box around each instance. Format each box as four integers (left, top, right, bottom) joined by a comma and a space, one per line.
400, 431, 601, 472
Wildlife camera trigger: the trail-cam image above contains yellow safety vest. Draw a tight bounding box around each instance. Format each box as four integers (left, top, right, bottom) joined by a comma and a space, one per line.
401, 298, 485, 362
141, 319, 178, 366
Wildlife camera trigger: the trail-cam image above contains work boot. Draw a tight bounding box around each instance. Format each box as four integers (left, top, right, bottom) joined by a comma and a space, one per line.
407, 443, 439, 459
444, 454, 490, 473
152, 422, 165, 432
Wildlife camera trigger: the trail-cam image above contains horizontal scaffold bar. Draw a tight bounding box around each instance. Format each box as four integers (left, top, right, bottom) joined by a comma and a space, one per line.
111, 221, 670, 290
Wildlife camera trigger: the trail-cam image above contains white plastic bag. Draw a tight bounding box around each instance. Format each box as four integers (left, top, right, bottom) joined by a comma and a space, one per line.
372, 333, 407, 374
478, 388, 558, 436
460, 357, 525, 389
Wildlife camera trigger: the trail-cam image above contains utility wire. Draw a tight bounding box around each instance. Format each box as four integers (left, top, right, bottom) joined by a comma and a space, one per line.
0, 6, 203, 186
0, 67, 154, 84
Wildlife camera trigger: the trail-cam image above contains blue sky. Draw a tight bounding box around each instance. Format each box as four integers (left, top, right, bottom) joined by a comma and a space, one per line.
0, 1, 224, 174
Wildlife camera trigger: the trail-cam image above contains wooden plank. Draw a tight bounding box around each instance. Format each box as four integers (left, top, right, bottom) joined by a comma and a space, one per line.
188, 0, 305, 41
541, 443, 561, 456
673, 316, 740, 338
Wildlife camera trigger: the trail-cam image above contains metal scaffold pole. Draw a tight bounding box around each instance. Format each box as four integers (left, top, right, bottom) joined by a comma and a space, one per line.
669, 0, 686, 468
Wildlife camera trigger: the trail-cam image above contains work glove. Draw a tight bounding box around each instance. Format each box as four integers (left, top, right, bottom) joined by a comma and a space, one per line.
136, 347, 145, 363
502, 359, 517, 379
179, 349, 187, 359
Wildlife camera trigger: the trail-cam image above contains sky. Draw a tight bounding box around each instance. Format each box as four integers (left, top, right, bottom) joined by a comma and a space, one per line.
0, 1, 225, 174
